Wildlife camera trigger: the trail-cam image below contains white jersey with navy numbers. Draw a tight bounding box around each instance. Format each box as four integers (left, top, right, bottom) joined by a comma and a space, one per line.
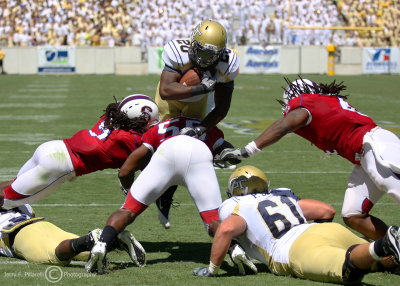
162, 38, 240, 102
218, 189, 311, 267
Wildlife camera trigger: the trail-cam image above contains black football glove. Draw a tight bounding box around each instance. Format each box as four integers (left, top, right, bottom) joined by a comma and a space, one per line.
219, 147, 250, 161
180, 126, 206, 138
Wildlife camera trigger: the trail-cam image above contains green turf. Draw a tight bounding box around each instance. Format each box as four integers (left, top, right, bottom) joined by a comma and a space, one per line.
0, 74, 399, 285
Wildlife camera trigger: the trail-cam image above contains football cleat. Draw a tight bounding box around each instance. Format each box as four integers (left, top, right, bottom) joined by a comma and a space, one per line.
228, 243, 257, 275
117, 230, 147, 267
85, 242, 107, 274
88, 228, 102, 245
383, 226, 400, 263
155, 186, 177, 229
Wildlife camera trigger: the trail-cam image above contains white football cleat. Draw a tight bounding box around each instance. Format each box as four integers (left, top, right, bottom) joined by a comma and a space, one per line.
229, 243, 257, 275
117, 230, 147, 267
88, 228, 102, 244
85, 241, 107, 274
384, 226, 400, 263
158, 210, 171, 229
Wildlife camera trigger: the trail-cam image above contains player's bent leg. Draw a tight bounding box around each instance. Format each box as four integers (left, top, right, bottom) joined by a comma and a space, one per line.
14, 221, 78, 265
2, 141, 75, 209
343, 214, 388, 241
155, 185, 177, 229
55, 228, 102, 262
288, 223, 368, 283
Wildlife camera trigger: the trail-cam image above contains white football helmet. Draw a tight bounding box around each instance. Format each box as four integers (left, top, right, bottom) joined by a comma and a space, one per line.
227, 165, 269, 197
119, 94, 160, 130
282, 78, 319, 107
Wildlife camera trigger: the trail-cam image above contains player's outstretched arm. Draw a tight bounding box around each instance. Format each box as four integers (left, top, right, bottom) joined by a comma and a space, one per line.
298, 199, 336, 222
193, 215, 247, 277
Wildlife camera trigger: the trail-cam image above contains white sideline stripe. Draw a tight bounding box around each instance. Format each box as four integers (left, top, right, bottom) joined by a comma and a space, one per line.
0, 260, 129, 265
18, 89, 69, 92
30, 202, 398, 207
0, 103, 64, 108
0, 115, 60, 121
10, 95, 67, 99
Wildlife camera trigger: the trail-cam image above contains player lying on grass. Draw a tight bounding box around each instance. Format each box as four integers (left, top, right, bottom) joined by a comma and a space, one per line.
0, 94, 159, 209
0, 202, 145, 267
85, 116, 240, 273
193, 165, 400, 284
220, 77, 400, 241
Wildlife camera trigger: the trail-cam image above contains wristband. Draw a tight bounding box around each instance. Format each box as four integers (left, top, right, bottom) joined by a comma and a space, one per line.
244, 141, 261, 157
208, 261, 220, 275
191, 85, 206, 96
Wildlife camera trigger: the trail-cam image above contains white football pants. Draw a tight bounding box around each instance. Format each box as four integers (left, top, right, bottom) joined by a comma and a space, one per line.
130, 135, 222, 214
3, 140, 75, 209
342, 127, 400, 217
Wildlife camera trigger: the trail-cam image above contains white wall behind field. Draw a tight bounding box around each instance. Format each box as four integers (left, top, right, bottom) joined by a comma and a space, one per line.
2, 46, 398, 75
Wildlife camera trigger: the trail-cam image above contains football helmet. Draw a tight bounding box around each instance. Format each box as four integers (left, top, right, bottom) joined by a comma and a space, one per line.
189, 20, 227, 69
227, 165, 269, 197
282, 78, 319, 107
119, 94, 160, 130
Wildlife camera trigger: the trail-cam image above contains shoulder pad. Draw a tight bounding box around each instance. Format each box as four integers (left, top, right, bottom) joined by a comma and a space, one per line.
215, 48, 240, 83
162, 39, 192, 72
2, 217, 44, 234
270, 188, 300, 201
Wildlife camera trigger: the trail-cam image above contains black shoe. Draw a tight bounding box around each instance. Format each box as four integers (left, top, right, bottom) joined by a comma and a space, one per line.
155, 185, 178, 229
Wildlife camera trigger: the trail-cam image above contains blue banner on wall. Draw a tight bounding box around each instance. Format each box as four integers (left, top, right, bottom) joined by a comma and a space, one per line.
38, 46, 76, 73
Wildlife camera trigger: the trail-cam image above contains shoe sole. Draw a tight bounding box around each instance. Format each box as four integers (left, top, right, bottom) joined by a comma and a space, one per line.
388, 226, 400, 263
120, 233, 147, 267
85, 252, 106, 274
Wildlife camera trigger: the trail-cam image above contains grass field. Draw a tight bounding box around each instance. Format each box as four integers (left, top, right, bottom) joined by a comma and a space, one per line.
0, 74, 399, 286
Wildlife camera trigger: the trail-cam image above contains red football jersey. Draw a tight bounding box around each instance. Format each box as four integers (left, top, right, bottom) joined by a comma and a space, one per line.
63, 115, 142, 176
142, 116, 224, 153
285, 94, 377, 164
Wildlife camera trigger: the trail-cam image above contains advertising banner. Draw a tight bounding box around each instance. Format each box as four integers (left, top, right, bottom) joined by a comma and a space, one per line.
363, 47, 399, 74
242, 46, 280, 74
148, 47, 164, 74
38, 46, 76, 73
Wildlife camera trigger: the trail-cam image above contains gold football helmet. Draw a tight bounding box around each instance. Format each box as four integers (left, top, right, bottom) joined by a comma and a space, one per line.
227, 165, 269, 197
189, 20, 227, 69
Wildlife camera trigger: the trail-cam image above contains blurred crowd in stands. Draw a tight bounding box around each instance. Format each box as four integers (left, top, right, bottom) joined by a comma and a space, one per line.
0, 0, 399, 49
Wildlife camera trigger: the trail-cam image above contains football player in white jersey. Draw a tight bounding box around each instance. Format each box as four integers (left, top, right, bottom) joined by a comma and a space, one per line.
154, 19, 240, 229
193, 166, 400, 283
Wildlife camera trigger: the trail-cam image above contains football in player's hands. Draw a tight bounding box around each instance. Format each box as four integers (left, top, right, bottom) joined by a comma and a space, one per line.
179, 68, 203, 87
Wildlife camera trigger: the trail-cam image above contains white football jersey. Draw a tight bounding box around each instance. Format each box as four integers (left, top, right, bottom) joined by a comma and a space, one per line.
219, 189, 311, 268
162, 38, 240, 102
0, 204, 34, 257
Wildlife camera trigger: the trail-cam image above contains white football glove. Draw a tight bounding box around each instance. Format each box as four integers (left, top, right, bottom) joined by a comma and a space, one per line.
229, 243, 257, 275
220, 147, 250, 161
180, 126, 206, 138
191, 73, 217, 95
85, 242, 108, 274
193, 267, 215, 277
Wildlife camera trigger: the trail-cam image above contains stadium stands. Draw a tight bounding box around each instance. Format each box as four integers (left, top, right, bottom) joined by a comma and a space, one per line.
0, 0, 398, 48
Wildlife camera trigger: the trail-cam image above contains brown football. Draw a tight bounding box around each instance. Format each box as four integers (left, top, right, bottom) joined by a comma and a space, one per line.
179, 68, 202, 86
